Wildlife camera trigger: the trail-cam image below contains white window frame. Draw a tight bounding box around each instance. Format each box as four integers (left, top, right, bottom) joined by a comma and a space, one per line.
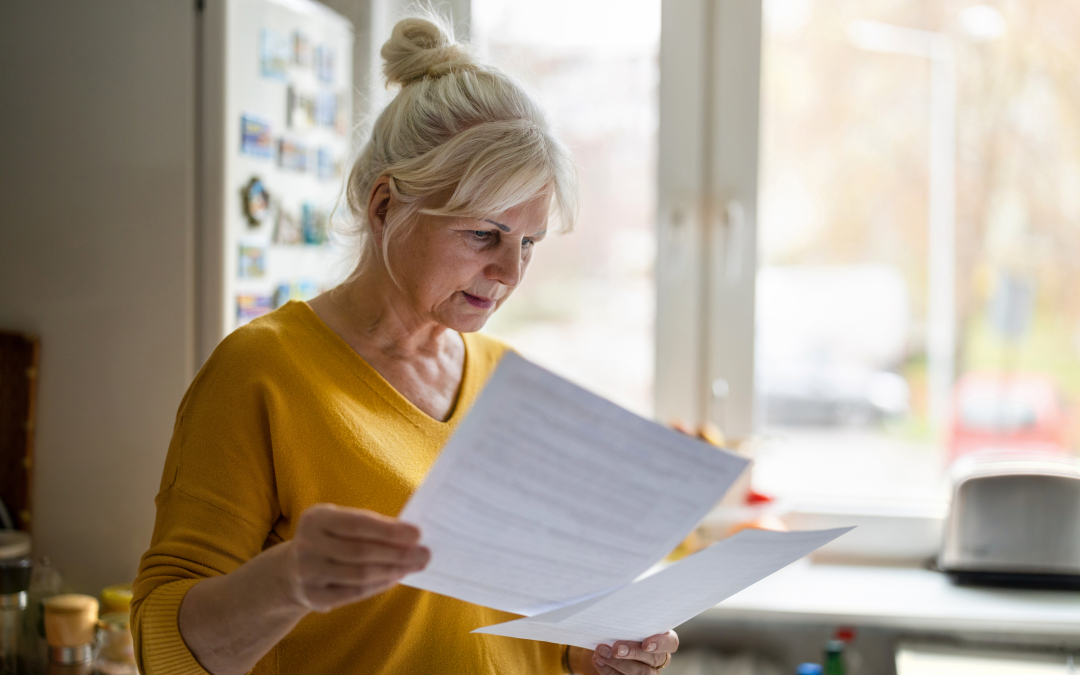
655, 0, 762, 440
656, 2, 948, 561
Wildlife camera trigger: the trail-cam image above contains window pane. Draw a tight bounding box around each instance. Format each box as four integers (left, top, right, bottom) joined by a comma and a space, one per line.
474, 0, 660, 416
755, 0, 1080, 502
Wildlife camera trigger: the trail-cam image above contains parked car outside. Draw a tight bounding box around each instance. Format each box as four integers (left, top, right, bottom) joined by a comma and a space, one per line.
947, 372, 1072, 462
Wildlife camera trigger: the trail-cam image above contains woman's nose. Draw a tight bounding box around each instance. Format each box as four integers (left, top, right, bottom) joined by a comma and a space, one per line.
485, 245, 523, 287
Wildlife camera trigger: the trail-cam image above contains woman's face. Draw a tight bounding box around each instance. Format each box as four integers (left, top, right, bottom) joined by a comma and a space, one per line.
383, 194, 550, 333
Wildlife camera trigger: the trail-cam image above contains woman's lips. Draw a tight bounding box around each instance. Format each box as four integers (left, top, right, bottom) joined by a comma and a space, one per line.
462, 292, 495, 309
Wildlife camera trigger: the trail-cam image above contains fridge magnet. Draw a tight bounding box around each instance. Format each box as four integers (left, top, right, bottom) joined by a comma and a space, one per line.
238, 245, 267, 279
293, 30, 312, 67
239, 115, 273, 158
240, 176, 272, 226
301, 203, 329, 245
287, 86, 315, 129
237, 294, 273, 324
273, 278, 320, 308
315, 44, 335, 83
260, 29, 289, 80
273, 281, 292, 309
315, 91, 337, 127
278, 138, 308, 172
297, 277, 320, 300
272, 207, 303, 245
316, 148, 339, 181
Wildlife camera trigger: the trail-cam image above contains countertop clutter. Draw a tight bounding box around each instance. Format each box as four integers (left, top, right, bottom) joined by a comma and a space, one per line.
0, 536, 134, 675
675, 560, 1080, 674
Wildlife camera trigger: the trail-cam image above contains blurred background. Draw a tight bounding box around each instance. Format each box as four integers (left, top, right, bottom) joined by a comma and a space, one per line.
476, 0, 1080, 505
1, 0, 1079, 673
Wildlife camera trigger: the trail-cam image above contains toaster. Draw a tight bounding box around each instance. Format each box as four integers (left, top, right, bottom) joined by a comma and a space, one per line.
939, 455, 1080, 590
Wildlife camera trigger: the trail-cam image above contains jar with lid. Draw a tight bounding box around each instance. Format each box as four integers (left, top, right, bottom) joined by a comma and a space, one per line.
0, 531, 33, 675
41, 594, 97, 667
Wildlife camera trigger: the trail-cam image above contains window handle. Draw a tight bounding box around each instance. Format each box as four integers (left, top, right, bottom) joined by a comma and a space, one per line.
724, 200, 745, 284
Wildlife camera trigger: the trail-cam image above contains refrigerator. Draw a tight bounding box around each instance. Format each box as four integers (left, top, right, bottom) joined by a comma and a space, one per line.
199, 0, 354, 363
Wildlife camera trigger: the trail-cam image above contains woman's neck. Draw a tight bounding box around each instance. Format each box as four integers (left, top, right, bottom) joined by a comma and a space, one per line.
307, 263, 468, 422
310, 263, 454, 362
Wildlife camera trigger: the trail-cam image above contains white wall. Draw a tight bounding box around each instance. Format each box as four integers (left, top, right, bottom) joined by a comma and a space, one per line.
0, 2, 198, 593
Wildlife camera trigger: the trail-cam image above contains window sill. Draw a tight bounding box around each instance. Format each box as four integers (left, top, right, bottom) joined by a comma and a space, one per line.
698, 560, 1080, 637
780, 498, 948, 566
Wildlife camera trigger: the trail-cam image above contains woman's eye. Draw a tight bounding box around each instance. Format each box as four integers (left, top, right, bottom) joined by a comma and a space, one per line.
522, 239, 535, 249
471, 231, 494, 241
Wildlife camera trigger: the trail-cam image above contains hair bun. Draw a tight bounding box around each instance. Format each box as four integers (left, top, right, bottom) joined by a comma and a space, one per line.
381, 16, 476, 86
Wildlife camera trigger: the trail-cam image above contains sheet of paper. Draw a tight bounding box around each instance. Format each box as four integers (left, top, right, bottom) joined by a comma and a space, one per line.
399, 352, 750, 616
473, 527, 853, 649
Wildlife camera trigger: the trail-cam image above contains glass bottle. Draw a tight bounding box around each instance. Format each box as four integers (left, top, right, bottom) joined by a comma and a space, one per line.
24, 556, 64, 673
0, 531, 33, 675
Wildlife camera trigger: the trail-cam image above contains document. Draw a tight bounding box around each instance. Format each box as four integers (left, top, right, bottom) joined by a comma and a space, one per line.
399, 352, 852, 643
473, 527, 852, 649
399, 352, 751, 615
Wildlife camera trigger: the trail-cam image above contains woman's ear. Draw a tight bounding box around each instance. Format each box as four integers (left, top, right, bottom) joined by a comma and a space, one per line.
367, 178, 392, 244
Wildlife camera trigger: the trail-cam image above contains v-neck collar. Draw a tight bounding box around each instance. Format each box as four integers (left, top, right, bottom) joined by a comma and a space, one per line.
290, 300, 475, 430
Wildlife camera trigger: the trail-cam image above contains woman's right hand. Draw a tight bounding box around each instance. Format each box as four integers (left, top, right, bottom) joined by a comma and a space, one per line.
280, 503, 431, 613
177, 504, 428, 675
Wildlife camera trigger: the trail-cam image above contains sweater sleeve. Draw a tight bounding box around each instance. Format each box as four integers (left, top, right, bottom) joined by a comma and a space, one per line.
132, 329, 282, 675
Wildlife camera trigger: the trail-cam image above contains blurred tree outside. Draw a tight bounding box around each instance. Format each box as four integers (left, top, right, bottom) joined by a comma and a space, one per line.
759, 0, 1080, 450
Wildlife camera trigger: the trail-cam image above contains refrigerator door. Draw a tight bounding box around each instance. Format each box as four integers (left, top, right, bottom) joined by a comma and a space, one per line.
201, 0, 354, 362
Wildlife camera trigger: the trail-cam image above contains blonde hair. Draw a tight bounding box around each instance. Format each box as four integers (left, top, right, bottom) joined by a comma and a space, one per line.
344, 12, 578, 277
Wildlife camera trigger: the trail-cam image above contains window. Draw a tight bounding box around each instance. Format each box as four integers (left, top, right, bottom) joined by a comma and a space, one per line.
653, 0, 1080, 513
454, 0, 1080, 513
473, 0, 661, 417
751, 0, 1080, 504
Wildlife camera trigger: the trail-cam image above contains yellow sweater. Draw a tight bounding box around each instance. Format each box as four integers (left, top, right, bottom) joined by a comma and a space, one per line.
132, 301, 564, 675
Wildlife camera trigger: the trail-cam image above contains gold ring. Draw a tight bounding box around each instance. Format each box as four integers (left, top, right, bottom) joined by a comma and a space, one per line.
658, 653, 671, 669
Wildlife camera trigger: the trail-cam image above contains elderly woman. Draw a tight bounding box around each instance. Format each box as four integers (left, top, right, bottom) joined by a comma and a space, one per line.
132, 15, 677, 675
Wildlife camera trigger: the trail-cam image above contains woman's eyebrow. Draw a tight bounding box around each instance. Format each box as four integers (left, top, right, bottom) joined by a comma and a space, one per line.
484, 219, 512, 233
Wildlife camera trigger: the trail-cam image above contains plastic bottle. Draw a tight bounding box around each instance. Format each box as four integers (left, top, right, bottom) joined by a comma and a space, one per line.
797, 664, 823, 675
823, 639, 846, 675
833, 626, 862, 674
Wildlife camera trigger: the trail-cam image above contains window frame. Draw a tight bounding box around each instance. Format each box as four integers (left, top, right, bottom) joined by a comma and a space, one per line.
655, 0, 762, 440
656, 1, 950, 556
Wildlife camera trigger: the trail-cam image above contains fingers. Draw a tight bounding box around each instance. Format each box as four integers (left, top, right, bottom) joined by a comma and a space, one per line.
293, 554, 425, 613
591, 660, 625, 675
302, 557, 425, 588
306, 528, 430, 567
287, 504, 431, 613
593, 632, 679, 673
300, 578, 399, 613
591, 646, 656, 675
600, 642, 663, 668
641, 631, 679, 656
302, 504, 421, 546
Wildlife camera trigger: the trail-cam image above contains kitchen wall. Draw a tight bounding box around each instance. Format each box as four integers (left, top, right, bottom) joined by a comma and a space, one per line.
0, 2, 198, 593
0, 0, 469, 596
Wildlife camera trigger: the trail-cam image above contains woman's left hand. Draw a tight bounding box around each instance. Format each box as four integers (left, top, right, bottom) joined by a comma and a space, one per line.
571, 631, 679, 674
